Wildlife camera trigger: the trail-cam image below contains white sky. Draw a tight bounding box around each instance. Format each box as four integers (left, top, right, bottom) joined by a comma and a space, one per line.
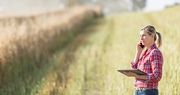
0, 0, 180, 13
144, 0, 180, 12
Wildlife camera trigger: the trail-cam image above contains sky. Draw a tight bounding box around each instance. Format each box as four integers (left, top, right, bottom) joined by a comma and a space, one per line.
0, 0, 180, 13
144, 0, 180, 12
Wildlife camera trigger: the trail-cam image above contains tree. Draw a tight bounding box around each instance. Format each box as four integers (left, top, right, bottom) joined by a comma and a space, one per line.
131, 0, 146, 11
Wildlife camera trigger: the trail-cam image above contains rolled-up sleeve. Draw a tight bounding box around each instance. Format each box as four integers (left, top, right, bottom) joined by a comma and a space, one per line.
131, 61, 138, 69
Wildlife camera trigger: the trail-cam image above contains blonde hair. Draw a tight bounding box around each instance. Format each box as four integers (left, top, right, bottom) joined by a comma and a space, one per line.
141, 25, 162, 47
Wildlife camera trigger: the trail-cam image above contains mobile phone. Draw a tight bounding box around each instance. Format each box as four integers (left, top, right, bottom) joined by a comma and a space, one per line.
140, 43, 144, 48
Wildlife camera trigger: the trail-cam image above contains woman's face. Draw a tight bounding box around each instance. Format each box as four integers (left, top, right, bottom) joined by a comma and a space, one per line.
140, 29, 154, 47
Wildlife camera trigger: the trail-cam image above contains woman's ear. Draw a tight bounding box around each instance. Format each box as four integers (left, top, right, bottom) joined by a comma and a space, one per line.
151, 34, 154, 39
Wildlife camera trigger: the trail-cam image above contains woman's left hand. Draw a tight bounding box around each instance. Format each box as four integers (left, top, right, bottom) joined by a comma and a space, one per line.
122, 72, 138, 77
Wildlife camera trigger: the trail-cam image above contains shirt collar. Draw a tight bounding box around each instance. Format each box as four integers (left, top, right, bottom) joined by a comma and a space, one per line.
146, 43, 157, 54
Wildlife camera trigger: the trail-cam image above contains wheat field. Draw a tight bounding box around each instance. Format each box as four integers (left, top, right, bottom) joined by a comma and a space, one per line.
0, 5, 180, 95
39, 6, 180, 95
0, 6, 102, 95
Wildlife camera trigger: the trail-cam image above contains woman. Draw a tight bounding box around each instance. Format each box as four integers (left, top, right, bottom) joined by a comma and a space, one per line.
123, 25, 163, 95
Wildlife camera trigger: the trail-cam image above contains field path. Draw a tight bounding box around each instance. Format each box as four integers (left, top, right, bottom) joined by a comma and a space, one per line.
32, 17, 114, 95
32, 6, 180, 94
34, 14, 144, 95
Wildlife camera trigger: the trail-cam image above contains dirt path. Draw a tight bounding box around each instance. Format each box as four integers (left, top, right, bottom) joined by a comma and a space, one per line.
32, 18, 107, 95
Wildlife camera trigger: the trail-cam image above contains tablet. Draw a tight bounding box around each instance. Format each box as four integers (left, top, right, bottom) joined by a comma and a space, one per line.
117, 69, 147, 75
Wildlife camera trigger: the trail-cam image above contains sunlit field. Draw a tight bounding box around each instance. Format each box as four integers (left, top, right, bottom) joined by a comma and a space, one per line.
36, 6, 180, 95
0, 6, 102, 95
0, 5, 180, 95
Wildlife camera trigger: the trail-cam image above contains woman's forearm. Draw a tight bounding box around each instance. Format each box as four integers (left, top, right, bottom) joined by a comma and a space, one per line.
133, 52, 141, 63
134, 74, 147, 80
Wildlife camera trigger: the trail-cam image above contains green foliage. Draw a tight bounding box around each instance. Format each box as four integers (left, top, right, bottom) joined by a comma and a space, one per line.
0, 14, 95, 95
48, 6, 180, 95
1, 5, 180, 95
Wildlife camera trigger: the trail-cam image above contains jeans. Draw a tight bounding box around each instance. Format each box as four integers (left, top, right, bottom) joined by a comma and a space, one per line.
134, 89, 158, 95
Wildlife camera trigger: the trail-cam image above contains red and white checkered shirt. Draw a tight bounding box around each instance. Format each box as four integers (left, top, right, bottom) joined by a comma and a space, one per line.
131, 43, 163, 89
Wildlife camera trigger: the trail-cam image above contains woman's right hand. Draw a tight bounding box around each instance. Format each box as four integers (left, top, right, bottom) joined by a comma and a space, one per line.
136, 41, 144, 53
133, 41, 144, 63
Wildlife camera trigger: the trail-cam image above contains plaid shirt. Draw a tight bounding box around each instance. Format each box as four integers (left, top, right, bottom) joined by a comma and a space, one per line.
131, 43, 163, 89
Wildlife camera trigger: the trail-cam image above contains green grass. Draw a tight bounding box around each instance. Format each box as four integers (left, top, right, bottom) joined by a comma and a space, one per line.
2, 5, 180, 95
0, 14, 95, 95
37, 6, 180, 95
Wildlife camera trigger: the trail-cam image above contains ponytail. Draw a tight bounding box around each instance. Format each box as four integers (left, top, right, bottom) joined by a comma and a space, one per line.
155, 32, 162, 47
